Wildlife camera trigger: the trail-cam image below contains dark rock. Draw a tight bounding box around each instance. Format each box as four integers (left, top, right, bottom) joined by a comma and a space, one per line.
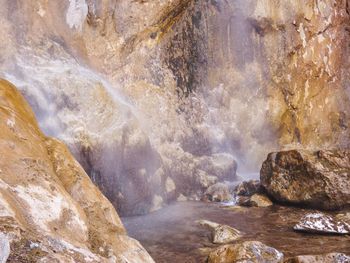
207, 241, 284, 263
294, 213, 350, 235
285, 253, 350, 263
234, 180, 262, 196
260, 150, 350, 210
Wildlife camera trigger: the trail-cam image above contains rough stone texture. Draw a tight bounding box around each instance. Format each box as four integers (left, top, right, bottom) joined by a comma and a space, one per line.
294, 213, 350, 235
285, 253, 350, 263
234, 180, 262, 197
0, 0, 349, 215
207, 241, 284, 263
261, 149, 350, 210
238, 194, 273, 208
197, 220, 241, 244
203, 182, 233, 203
0, 79, 154, 262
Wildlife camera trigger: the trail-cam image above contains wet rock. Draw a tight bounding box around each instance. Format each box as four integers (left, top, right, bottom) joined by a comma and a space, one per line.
0, 80, 155, 262
207, 241, 284, 263
0, 233, 10, 263
286, 253, 350, 263
261, 150, 350, 210
336, 212, 350, 225
203, 183, 233, 202
197, 220, 241, 244
238, 194, 273, 208
198, 153, 238, 182
294, 213, 350, 235
234, 180, 262, 196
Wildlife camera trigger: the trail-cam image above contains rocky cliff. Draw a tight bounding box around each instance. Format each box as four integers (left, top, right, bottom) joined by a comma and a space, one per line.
0, 0, 349, 215
0, 79, 154, 262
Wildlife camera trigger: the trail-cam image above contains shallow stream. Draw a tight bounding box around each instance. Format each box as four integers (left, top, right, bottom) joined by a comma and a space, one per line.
123, 201, 350, 263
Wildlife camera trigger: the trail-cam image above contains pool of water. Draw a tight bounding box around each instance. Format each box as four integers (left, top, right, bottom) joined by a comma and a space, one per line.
122, 201, 350, 263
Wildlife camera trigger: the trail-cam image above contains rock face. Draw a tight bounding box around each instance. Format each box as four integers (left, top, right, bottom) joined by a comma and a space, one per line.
207, 241, 284, 263
0, 0, 349, 215
261, 150, 350, 210
294, 213, 350, 235
197, 220, 241, 244
0, 80, 154, 262
286, 253, 350, 263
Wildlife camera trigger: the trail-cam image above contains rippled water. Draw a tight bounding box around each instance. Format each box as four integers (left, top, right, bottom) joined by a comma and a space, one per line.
123, 202, 350, 263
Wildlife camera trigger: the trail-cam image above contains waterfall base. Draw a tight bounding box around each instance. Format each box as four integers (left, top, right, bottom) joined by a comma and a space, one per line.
123, 201, 350, 262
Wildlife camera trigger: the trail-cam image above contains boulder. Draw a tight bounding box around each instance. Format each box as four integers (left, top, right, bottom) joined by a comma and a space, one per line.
203, 183, 233, 202
207, 241, 284, 263
197, 220, 241, 244
285, 253, 350, 263
261, 150, 350, 210
294, 213, 350, 235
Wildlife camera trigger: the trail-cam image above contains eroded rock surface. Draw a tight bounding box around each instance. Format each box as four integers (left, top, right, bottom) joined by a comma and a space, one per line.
203, 182, 234, 203
261, 150, 350, 210
207, 241, 284, 263
294, 213, 350, 235
0, 0, 349, 215
0, 79, 154, 262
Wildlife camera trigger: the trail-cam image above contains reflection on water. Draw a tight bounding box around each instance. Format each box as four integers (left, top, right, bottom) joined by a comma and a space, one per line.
123, 202, 350, 263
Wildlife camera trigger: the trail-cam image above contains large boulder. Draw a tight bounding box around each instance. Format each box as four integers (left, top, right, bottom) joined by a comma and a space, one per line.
260, 150, 350, 210
207, 241, 284, 263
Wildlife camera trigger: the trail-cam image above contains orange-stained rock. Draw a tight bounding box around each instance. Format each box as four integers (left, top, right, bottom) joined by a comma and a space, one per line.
0, 79, 154, 262
0, 0, 349, 215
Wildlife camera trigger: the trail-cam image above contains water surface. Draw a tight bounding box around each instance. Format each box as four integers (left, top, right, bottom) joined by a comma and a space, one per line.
123, 202, 350, 263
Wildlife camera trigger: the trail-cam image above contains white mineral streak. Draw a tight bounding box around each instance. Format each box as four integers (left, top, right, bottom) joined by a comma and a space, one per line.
0, 233, 10, 263
66, 0, 88, 31
14, 184, 88, 234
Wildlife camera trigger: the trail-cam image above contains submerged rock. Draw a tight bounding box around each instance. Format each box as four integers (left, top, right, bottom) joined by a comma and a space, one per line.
207, 241, 284, 263
294, 213, 350, 235
285, 253, 350, 263
261, 150, 350, 210
197, 220, 241, 244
